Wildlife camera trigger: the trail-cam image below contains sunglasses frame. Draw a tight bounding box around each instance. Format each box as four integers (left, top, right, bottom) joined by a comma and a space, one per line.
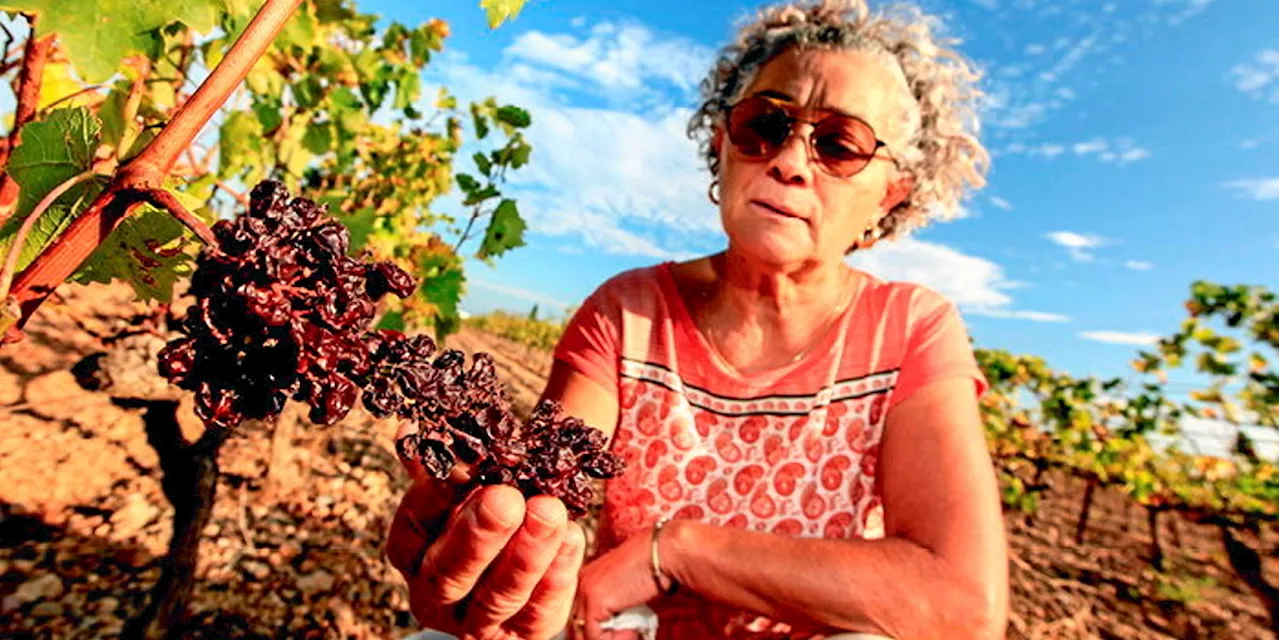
724, 95, 898, 178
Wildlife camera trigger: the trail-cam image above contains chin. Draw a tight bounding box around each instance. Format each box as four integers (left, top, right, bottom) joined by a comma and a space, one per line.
727, 232, 816, 267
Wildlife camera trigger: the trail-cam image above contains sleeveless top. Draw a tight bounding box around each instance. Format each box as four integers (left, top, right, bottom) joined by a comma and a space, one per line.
552, 261, 988, 639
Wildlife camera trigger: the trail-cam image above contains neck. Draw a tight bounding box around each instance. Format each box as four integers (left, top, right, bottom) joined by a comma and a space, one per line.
711, 250, 850, 318
686, 249, 856, 374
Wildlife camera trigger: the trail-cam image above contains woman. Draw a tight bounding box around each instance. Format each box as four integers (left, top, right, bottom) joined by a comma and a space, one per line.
386, 1, 1009, 639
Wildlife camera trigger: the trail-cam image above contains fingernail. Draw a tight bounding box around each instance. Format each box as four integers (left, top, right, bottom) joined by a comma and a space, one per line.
474, 493, 521, 530
526, 500, 567, 540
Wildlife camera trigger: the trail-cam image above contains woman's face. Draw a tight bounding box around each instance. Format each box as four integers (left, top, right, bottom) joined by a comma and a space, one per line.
715, 47, 910, 269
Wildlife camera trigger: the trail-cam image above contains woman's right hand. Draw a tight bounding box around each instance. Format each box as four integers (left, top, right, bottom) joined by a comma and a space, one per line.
385, 423, 587, 640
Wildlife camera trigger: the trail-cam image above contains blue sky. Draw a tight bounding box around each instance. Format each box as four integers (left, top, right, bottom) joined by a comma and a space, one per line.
374, 0, 1276, 389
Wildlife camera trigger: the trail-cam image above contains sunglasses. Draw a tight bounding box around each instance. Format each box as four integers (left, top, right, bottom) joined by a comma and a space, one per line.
724, 95, 895, 178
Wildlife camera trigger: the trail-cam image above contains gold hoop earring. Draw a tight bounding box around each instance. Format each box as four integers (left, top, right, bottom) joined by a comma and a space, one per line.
708, 179, 720, 205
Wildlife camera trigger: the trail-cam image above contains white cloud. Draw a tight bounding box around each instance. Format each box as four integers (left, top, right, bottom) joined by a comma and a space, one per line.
468, 278, 572, 311
982, 91, 1061, 129
980, 1, 1210, 144
421, 26, 719, 260
1047, 35, 1097, 79
1072, 138, 1108, 155
989, 196, 1014, 211
1155, 0, 1216, 25
1079, 330, 1160, 346
1111, 147, 1151, 164
503, 22, 712, 93
1230, 49, 1279, 101
1124, 260, 1154, 271
1001, 138, 1146, 165
1069, 137, 1151, 166
981, 309, 1071, 322
1037, 144, 1065, 158
848, 237, 1068, 322
1169, 417, 1280, 460
1046, 231, 1105, 262
1222, 178, 1280, 200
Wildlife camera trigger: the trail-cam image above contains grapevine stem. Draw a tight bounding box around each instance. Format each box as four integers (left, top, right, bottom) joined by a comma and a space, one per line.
116, 57, 153, 163
454, 205, 484, 253
7, 0, 302, 329
181, 147, 206, 176
0, 22, 16, 74
38, 84, 108, 114
139, 189, 217, 247
214, 180, 249, 208
0, 169, 97, 300
0, 17, 54, 224
126, 0, 304, 181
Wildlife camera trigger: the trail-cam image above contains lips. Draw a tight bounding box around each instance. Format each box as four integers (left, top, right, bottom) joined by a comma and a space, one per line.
751, 199, 804, 221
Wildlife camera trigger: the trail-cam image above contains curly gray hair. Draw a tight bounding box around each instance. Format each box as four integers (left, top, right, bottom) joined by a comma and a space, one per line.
687, 0, 990, 241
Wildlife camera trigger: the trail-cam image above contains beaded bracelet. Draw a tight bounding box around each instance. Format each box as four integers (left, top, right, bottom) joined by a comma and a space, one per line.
649, 517, 679, 596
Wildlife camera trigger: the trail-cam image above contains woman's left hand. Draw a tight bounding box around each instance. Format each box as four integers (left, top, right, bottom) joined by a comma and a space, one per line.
567, 528, 660, 640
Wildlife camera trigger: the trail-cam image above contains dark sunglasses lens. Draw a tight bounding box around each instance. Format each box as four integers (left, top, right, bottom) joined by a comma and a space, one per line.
728, 99, 790, 158
813, 118, 877, 176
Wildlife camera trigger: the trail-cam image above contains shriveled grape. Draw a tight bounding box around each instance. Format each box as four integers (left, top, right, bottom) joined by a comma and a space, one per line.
157, 179, 623, 517
157, 180, 413, 428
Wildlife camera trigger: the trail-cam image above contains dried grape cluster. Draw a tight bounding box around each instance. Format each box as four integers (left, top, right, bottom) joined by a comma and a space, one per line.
158, 180, 623, 516
158, 180, 415, 428
471, 400, 624, 518
365, 329, 623, 517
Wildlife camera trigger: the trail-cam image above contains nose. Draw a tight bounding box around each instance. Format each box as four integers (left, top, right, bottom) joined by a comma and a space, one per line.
766, 124, 813, 186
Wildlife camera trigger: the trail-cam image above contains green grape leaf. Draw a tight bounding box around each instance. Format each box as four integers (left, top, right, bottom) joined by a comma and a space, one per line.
5, 107, 100, 218
245, 56, 285, 97
164, 179, 218, 224
95, 82, 131, 150
341, 206, 377, 253
435, 87, 457, 110
313, 0, 354, 23
39, 60, 95, 111
200, 36, 228, 71
72, 202, 194, 302
277, 114, 314, 178
0, 0, 222, 84
456, 173, 480, 193
394, 68, 421, 111
471, 106, 490, 140
477, 198, 526, 260
495, 105, 531, 128
218, 110, 267, 182
473, 152, 492, 177
479, 0, 526, 29
418, 250, 465, 323
510, 143, 531, 168
376, 310, 405, 332
0, 204, 81, 274
252, 97, 285, 134
303, 121, 334, 155
277, 2, 319, 50
409, 25, 438, 65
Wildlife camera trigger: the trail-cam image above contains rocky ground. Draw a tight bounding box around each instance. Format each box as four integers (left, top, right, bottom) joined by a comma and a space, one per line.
0, 283, 1275, 639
